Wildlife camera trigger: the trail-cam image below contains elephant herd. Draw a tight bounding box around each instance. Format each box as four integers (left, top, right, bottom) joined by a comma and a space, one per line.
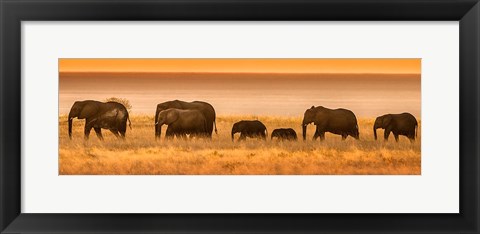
68, 100, 419, 143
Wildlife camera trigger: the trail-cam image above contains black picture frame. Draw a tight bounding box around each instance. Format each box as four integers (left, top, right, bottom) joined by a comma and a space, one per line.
1, 0, 479, 233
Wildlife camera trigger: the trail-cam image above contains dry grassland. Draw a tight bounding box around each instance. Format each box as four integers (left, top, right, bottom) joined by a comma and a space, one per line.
59, 115, 421, 175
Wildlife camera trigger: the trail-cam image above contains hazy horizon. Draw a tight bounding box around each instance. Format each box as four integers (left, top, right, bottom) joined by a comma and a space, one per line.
59, 72, 421, 118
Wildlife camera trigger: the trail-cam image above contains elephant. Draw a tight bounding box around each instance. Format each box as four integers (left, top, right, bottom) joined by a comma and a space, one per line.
271, 128, 298, 141
231, 120, 268, 142
374, 113, 418, 142
155, 100, 217, 139
155, 108, 208, 139
68, 100, 131, 140
302, 106, 359, 141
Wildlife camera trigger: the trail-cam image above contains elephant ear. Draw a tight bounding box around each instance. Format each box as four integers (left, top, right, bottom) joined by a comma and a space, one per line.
312, 109, 326, 125
78, 103, 99, 119
166, 110, 180, 125
382, 114, 393, 127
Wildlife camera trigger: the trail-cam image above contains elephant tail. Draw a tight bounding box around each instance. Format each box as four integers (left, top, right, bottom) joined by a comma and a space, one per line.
214, 120, 218, 134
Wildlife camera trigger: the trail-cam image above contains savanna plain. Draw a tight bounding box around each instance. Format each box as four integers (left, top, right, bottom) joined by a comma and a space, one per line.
59, 115, 421, 175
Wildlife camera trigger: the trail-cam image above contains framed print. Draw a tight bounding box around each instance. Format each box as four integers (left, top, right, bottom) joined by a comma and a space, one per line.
1, 0, 479, 233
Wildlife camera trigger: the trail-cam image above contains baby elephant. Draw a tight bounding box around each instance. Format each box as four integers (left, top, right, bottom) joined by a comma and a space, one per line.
155, 108, 208, 139
231, 120, 268, 142
271, 128, 298, 141
373, 112, 418, 142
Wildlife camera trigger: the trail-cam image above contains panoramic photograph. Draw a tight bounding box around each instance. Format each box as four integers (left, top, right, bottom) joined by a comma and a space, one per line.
59, 58, 421, 175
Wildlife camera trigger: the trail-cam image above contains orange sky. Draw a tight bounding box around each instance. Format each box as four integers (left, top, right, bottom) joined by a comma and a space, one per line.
59, 59, 421, 74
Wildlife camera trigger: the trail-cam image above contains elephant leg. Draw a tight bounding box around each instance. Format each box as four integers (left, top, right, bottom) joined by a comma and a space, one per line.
319, 132, 325, 141
312, 128, 319, 141
84, 123, 94, 140
409, 132, 416, 143
393, 133, 399, 142
384, 129, 391, 141
94, 127, 104, 141
155, 124, 160, 139
119, 130, 126, 139
109, 129, 120, 138
117, 122, 127, 139
165, 127, 174, 140
341, 134, 347, 140
239, 133, 246, 141
350, 130, 360, 140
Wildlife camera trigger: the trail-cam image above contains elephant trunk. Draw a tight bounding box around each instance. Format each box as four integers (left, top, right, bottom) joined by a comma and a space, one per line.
155, 110, 160, 139
68, 108, 76, 140
157, 125, 162, 139
68, 111, 74, 139
374, 126, 378, 140
231, 131, 235, 142
68, 118, 73, 139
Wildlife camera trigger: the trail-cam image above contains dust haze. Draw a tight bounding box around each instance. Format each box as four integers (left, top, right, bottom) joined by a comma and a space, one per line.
60, 72, 420, 118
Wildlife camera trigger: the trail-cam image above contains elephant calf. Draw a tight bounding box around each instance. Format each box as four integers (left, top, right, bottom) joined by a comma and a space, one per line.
155, 108, 208, 140
271, 128, 297, 141
231, 120, 268, 142
374, 112, 418, 142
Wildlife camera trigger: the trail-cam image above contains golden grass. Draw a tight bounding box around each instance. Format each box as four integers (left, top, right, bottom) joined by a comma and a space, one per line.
59, 115, 421, 175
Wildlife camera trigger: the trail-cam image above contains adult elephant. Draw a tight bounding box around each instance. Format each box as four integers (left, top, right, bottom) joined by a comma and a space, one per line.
302, 106, 359, 141
231, 120, 267, 142
155, 100, 217, 139
374, 113, 418, 142
155, 108, 208, 139
68, 100, 131, 140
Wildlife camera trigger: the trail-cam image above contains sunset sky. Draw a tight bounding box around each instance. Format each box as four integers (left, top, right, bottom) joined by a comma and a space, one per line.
59, 58, 421, 74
